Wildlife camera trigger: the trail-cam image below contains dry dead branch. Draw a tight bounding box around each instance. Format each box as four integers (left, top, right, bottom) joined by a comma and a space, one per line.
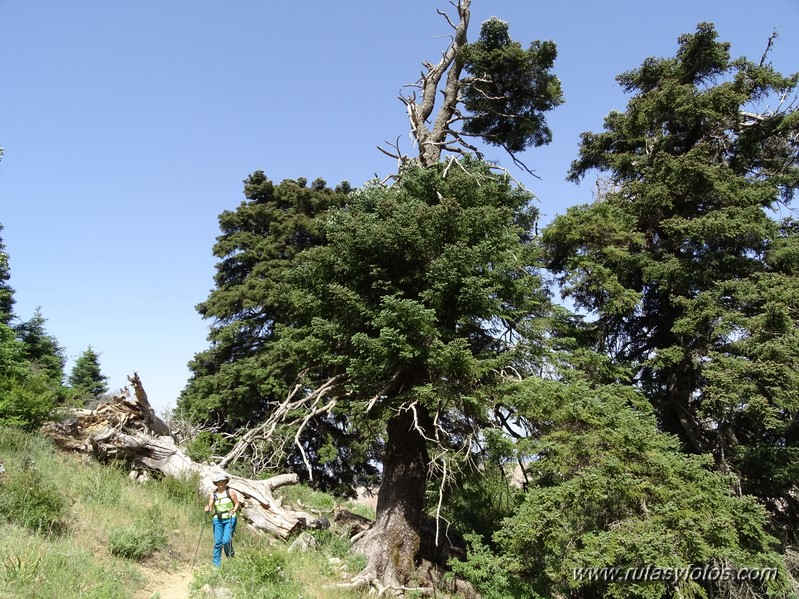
40, 372, 323, 540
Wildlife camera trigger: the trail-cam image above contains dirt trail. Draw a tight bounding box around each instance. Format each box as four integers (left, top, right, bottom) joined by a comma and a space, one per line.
135, 565, 194, 599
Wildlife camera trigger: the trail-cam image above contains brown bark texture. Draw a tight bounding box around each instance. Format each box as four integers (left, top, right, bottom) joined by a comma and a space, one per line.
350, 408, 431, 594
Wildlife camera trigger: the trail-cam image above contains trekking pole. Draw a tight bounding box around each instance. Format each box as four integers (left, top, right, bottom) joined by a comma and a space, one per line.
191, 512, 209, 571
229, 516, 236, 558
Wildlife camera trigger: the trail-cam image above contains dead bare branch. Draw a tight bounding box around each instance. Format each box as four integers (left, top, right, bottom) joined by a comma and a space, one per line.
41, 374, 322, 539
759, 29, 779, 67
218, 374, 343, 470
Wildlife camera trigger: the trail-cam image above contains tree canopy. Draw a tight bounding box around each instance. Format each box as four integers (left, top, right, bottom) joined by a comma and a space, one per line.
391, 0, 563, 170
175, 11, 799, 596
543, 22, 799, 534
14, 308, 66, 388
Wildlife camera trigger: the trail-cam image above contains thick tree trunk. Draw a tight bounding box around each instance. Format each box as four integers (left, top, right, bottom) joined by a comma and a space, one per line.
351, 407, 430, 594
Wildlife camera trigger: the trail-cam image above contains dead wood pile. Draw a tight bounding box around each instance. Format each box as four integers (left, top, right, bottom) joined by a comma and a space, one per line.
41, 372, 322, 539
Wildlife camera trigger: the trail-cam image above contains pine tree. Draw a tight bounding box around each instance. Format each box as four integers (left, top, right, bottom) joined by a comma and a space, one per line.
542, 24, 799, 529
0, 223, 15, 325
451, 375, 790, 599
14, 308, 66, 386
262, 160, 547, 584
182, 1, 564, 588
68, 346, 109, 400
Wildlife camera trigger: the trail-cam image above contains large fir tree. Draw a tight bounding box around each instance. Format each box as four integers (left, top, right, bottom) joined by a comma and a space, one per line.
267, 160, 550, 584
543, 23, 799, 531
181, 1, 564, 587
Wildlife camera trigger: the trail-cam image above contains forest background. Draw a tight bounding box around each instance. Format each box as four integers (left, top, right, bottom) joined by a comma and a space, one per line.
0, 0, 796, 413
1, 1, 799, 597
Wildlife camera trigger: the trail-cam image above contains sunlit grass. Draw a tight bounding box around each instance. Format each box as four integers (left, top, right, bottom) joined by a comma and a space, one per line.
0, 428, 444, 599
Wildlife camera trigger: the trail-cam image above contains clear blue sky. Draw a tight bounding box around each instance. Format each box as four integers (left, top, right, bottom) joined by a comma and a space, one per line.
1, 1, 797, 413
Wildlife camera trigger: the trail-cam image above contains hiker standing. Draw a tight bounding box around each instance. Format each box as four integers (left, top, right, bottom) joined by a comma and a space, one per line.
204, 473, 240, 567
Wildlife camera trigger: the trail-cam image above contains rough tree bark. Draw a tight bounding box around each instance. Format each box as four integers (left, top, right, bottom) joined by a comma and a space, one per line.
403, 0, 471, 167
349, 407, 431, 595
41, 373, 320, 539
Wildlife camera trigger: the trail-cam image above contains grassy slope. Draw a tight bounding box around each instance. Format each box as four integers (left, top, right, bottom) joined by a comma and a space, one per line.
0, 428, 379, 599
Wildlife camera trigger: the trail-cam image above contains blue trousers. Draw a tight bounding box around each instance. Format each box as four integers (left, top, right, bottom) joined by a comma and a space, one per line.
212, 516, 236, 567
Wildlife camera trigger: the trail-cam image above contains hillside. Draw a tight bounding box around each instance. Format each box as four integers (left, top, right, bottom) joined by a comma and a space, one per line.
0, 427, 388, 599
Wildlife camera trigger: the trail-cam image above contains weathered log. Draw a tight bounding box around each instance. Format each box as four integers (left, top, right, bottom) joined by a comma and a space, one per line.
126, 372, 172, 437
41, 373, 313, 540
210, 471, 322, 539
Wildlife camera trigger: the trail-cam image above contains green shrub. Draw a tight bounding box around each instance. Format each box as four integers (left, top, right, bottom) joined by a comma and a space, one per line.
0, 463, 69, 537
191, 547, 303, 599
0, 368, 59, 430
448, 533, 539, 599
155, 472, 201, 504
275, 483, 335, 512
108, 525, 167, 561
108, 507, 167, 561
240, 550, 288, 585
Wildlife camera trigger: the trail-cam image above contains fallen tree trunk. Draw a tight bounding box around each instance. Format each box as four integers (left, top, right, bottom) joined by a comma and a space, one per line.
41, 372, 318, 539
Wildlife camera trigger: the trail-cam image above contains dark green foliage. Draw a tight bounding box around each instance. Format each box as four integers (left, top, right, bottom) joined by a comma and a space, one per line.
67, 346, 109, 400
461, 18, 563, 153
458, 377, 788, 599
0, 223, 15, 325
265, 159, 549, 485
14, 308, 66, 387
0, 322, 59, 429
684, 222, 799, 536
440, 431, 524, 545
277, 159, 546, 404
0, 460, 69, 537
542, 23, 799, 526
0, 322, 27, 384
179, 172, 350, 428
182, 159, 551, 499
449, 533, 538, 599
178, 172, 369, 487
